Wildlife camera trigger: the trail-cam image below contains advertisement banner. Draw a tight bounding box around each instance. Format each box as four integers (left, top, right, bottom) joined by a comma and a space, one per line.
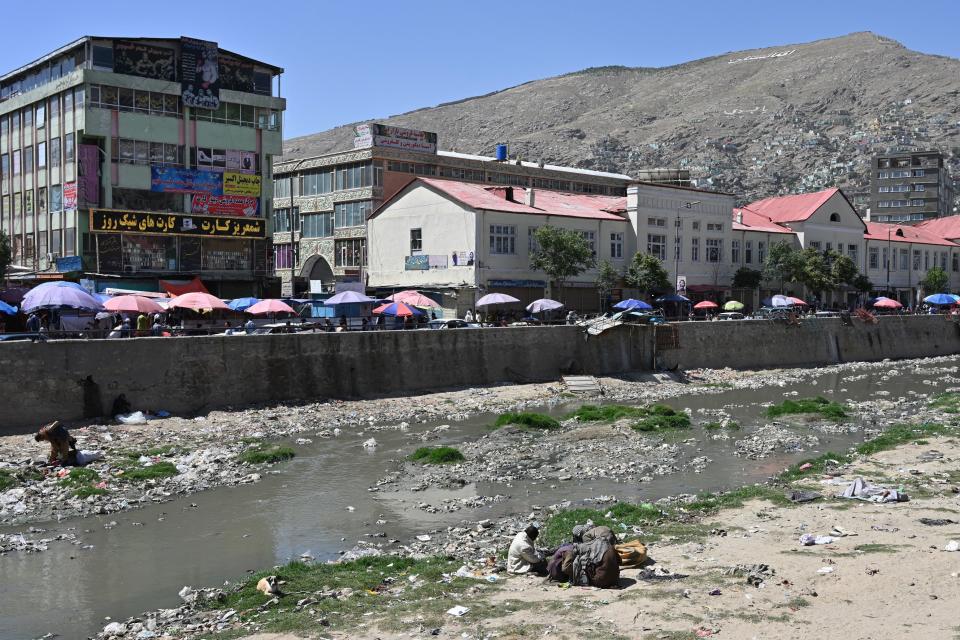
55, 256, 83, 273
150, 166, 223, 194
63, 183, 78, 212
220, 54, 255, 92
404, 255, 430, 271
91, 209, 265, 239
353, 123, 437, 153
676, 275, 687, 294
113, 40, 176, 81
77, 144, 100, 206
191, 193, 259, 217
222, 172, 261, 197
225, 150, 257, 172
180, 37, 220, 110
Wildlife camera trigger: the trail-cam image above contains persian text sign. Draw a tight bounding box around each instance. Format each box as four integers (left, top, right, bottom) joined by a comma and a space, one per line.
222, 172, 261, 196
151, 166, 223, 194
354, 123, 437, 153
63, 183, 78, 212
191, 194, 259, 217
91, 209, 265, 239
404, 255, 430, 271
180, 37, 220, 109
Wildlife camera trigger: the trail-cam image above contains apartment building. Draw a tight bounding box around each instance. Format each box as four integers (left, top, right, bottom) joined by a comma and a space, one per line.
870, 150, 955, 224
270, 124, 632, 296
0, 37, 285, 297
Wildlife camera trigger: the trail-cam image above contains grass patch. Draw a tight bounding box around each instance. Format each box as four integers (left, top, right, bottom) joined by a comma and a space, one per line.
566, 403, 690, 433
0, 469, 14, 491
238, 444, 296, 465
778, 452, 853, 483
855, 423, 956, 456
684, 484, 791, 514
74, 485, 108, 498
120, 461, 179, 481
853, 543, 901, 554
566, 404, 647, 422
123, 444, 176, 459
540, 502, 661, 546
704, 421, 741, 431
930, 392, 960, 413
767, 396, 848, 420
408, 446, 465, 465
492, 412, 561, 431
57, 467, 100, 488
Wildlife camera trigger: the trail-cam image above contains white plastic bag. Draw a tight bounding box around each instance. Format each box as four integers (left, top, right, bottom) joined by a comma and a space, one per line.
117, 411, 147, 425
76, 450, 104, 466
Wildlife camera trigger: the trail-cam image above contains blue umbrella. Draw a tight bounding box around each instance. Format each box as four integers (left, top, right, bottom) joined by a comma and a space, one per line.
613, 298, 653, 311
656, 293, 691, 303
228, 297, 260, 311
22, 282, 103, 312
924, 293, 956, 306
374, 302, 424, 316
0, 300, 18, 315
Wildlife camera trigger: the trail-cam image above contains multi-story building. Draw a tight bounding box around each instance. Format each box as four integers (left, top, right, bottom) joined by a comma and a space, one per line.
0, 37, 285, 297
271, 124, 632, 296
869, 150, 955, 224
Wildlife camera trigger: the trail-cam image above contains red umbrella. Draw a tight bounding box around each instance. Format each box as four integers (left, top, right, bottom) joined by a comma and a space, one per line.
103, 295, 165, 314
693, 301, 718, 310
246, 299, 295, 315
788, 297, 808, 306
167, 292, 229, 311
373, 302, 420, 317
873, 298, 903, 309
387, 290, 440, 308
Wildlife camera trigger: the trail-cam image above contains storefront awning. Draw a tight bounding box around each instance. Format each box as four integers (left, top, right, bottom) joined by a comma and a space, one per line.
159, 277, 209, 296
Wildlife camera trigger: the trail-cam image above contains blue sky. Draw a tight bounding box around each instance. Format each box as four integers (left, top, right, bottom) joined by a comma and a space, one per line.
3, 0, 959, 139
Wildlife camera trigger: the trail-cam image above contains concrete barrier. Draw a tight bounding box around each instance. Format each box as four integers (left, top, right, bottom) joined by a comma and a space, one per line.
1, 316, 957, 432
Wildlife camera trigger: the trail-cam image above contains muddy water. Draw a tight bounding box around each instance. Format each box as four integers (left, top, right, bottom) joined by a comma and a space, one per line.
2, 360, 951, 640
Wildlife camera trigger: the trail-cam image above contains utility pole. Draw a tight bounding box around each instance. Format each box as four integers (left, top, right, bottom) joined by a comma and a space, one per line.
674, 200, 700, 293
288, 173, 295, 298
886, 227, 892, 296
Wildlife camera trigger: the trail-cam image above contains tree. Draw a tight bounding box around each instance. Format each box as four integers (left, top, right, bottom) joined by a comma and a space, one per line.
762, 241, 804, 292
626, 253, 670, 297
529, 226, 594, 301
921, 266, 949, 294
829, 252, 859, 287
595, 260, 621, 311
851, 274, 872, 294
0, 230, 10, 286
798, 247, 834, 297
731, 267, 762, 290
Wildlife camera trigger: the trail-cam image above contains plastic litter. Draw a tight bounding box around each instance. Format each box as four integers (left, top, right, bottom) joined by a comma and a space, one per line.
800, 534, 835, 546
117, 412, 147, 425
76, 450, 104, 466
944, 540, 960, 552
817, 566, 835, 574
446, 605, 470, 617
362, 438, 377, 449
416, 534, 432, 542
155, 410, 171, 418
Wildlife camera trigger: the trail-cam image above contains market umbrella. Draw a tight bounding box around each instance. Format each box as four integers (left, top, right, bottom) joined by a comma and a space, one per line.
0, 287, 30, 304
924, 293, 956, 306
325, 290, 376, 305
526, 298, 564, 313
167, 292, 230, 311
613, 298, 653, 311
693, 301, 718, 310
22, 282, 103, 312
373, 302, 422, 317
246, 299, 296, 315
387, 290, 441, 308
476, 293, 521, 306
103, 295, 165, 314
656, 293, 691, 303
873, 297, 903, 309
788, 296, 808, 306
228, 297, 260, 311
0, 300, 18, 315
723, 300, 745, 311
769, 294, 794, 307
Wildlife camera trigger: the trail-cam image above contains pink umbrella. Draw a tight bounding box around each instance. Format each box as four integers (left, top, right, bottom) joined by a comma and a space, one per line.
167, 292, 230, 311
246, 299, 296, 315
693, 301, 718, 310
787, 296, 808, 306
373, 302, 420, 317
386, 290, 440, 308
873, 298, 903, 309
103, 295, 165, 314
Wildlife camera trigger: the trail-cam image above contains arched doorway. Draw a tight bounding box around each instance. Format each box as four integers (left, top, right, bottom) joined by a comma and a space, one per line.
300, 255, 334, 294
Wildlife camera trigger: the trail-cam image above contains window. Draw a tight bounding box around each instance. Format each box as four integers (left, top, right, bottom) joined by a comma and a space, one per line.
826, 242, 833, 253
647, 217, 666, 227
35, 103, 45, 129
744, 240, 753, 264
610, 232, 623, 259
869, 247, 879, 270
881, 248, 888, 271
691, 237, 699, 262
848, 244, 858, 265
387, 160, 436, 176
0, 116, 7, 138
273, 178, 291, 198
911, 199, 924, 207
913, 184, 925, 192
528, 227, 540, 253
924, 251, 930, 270
810, 241, 822, 250
913, 250, 921, 270
273, 207, 298, 233
410, 228, 422, 254
731, 239, 740, 263
579, 230, 596, 256
50, 138, 61, 168
335, 238, 366, 267
301, 212, 332, 238
335, 163, 372, 191
647, 234, 666, 260
23, 147, 33, 173
112, 138, 181, 166
691, 221, 700, 231
913, 169, 924, 177
12, 150, 20, 175
829, 213, 840, 222
706, 222, 723, 232
23, 108, 32, 129
36, 141, 45, 169
705, 238, 722, 263
65, 133, 74, 162
274, 243, 293, 270
953, 253, 959, 273
900, 249, 908, 271
50, 184, 62, 211
490, 224, 516, 254
940, 252, 947, 270
334, 201, 369, 228
0, 154, 7, 180
301, 170, 333, 195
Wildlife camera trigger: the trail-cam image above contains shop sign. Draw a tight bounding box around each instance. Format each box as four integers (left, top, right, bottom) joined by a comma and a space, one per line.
487, 279, 546, 288
353, 123, 437, 153
222, 172, 261, 197
404, 255, 429, 271
180, 37, 220, 109
55, 256, 83, 273
191, 194, 259, 217
150, 166, 223, 194
63, 183, 78, 212
91, 209, 265, 239
113, 40, 176, 81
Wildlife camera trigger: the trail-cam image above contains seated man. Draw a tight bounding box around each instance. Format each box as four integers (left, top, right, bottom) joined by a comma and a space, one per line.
35, 421, 77, 466
507, 525, 548, 575
565, 523, 621, 588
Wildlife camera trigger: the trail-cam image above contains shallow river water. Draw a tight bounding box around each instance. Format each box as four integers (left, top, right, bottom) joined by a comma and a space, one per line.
2, 359, 952, 639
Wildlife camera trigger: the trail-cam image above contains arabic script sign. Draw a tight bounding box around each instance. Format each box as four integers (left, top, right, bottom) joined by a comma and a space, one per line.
222, 172, 261, 197
90, 209, 265, 239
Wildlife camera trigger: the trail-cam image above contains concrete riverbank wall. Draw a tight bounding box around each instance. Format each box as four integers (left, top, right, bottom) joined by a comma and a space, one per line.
1, 315, 957, 431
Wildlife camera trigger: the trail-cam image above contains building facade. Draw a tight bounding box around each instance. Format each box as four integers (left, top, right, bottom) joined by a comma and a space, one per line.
270, 124, 632, 296
869, 150, 955, 224
0, 37, 285, 297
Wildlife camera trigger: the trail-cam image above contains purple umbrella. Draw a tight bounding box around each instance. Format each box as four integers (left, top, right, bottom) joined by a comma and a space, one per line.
22, 282, 103, 312
324, 290, 376, 305
0, 287, 30, 304
476, 293, 521, 307
526, 298, 564, 313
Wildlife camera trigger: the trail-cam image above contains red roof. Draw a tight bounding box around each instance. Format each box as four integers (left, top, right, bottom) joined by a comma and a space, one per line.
742, 188, 840, 223
916, 216, 960, 240
731, 208, 794, 234
864, 222, 959, 247
378, 177, 626, 222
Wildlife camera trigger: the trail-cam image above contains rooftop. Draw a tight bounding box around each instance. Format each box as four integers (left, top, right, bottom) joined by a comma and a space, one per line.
864, 221, 957, 247
913, 216, 960, 241
731, 208, 794, 234
741, 188, 840, 223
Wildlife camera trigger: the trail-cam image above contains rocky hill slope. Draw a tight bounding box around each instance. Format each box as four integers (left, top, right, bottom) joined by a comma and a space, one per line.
283, 32, 960, 206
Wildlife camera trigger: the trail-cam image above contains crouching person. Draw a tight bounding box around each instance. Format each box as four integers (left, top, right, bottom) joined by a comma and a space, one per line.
507, 525, 548, 576
35, 421, 78, 466
566, 524, 621, 588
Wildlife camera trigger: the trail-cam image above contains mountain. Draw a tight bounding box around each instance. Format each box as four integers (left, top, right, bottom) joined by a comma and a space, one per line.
281, 32, 960, 207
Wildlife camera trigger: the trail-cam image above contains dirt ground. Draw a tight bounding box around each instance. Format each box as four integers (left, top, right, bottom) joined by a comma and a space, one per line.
313, 437, 960, 640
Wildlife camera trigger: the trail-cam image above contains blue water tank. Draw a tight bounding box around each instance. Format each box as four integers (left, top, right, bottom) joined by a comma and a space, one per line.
495, 144, 508, 161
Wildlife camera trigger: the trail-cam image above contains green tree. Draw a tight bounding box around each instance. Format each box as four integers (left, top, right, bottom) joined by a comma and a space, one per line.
0, 230, 10, 286
731, 267, 762, 289
829, 252, 859, 287
762, 241, 804, 292
921, 266, 949, 293
626, 253, 670, 297
798, 247, 834, 296
595, 260, 621, 311
530, 226, 595, 302
851, 274, 872, 294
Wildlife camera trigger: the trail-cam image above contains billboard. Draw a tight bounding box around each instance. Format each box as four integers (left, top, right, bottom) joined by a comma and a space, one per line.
180, 37, 220, 109
150, 166, 223, 194
90, 209, 265, 239
113, 40, 176, 81
77, 144, 100, 206
63, 183, 78, 212
191, 193, 259, 217
222, 172, 261, 197
353, 123, 437, 153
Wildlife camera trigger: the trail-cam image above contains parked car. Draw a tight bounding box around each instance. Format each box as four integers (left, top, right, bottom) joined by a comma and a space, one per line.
752, 307, 794, 320
717, 312, 745, 320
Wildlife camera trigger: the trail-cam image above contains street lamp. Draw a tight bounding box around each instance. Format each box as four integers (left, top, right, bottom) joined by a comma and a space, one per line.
674, 200, 701, 292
